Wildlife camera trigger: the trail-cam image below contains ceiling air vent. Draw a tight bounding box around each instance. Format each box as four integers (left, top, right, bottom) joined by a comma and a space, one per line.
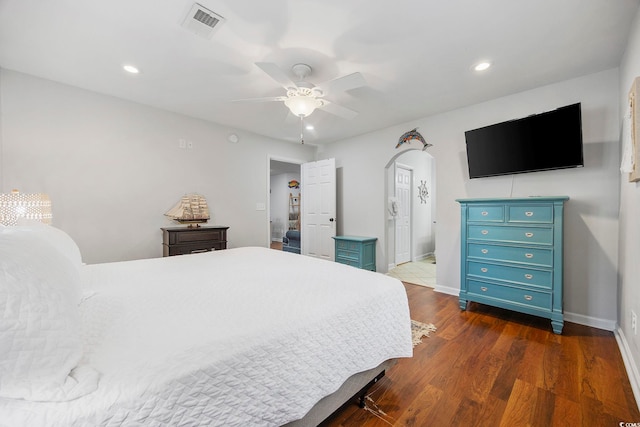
182, 3, 225, 39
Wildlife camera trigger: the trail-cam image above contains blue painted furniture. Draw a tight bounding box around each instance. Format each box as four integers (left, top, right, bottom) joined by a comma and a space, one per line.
282, 230, 301, 254
456, 197, 569, 334
333, 236, 377, 271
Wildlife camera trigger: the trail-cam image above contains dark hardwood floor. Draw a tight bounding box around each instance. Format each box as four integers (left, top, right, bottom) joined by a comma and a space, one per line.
322, 283, 640, 427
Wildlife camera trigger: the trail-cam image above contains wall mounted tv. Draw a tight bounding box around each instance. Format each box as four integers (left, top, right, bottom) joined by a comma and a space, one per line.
464, 103, 584, 179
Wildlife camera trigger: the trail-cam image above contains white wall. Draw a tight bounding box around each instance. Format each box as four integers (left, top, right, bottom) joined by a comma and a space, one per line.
0, 69, 316, 264
322, 69, 621, 330
618, 4, 640, 407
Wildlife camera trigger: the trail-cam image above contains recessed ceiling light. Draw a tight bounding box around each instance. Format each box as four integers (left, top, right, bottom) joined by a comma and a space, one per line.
474, 61, 491, 72
123, 64, 140, 74
305, 125, 314, 130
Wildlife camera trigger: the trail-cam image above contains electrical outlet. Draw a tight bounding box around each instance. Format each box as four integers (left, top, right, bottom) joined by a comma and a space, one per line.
632, 310, 637, 335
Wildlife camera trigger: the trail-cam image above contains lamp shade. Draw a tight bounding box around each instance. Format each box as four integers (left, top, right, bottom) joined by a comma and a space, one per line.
0, 190, 52, 226
284, 95, 323, 117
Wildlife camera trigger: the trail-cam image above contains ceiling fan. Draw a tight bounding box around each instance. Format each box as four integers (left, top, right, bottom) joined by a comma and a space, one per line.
238, 62, 367, 120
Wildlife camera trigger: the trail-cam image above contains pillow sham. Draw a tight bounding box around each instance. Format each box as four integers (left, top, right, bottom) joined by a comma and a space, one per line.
1, 224, 83, 266
0, 231, 98, 401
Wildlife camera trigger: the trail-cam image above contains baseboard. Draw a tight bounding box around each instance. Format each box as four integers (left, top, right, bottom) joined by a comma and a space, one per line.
412, 252, 434, 263
433, 285, 459, 296
432, 288, 618, 332
563, 311, 617, 331
615, 327, 640, 412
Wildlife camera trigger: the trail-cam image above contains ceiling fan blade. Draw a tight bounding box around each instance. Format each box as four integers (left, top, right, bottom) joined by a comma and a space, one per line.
255, 62, 298, 90
319, 72, 366, 95
231, 96, 287, 103
319, 100, 358, 120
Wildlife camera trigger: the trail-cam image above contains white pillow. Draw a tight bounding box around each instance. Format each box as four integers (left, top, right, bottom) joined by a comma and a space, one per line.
1, 224, 83, 266
0, 231, 98, 401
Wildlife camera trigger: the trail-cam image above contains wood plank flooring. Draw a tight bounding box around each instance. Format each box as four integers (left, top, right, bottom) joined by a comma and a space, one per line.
322, 283, 640, 427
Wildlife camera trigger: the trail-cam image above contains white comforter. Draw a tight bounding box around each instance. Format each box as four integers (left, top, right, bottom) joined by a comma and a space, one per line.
0, 247, 412, 426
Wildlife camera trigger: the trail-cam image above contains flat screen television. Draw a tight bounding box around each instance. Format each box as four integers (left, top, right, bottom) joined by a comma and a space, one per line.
464, 103, 584, 179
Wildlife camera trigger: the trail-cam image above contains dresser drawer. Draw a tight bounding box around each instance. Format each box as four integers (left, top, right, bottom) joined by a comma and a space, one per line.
468, 225, 553, 245
171, 229, 226, 244
165, 241, 226, 256
508, 205, 553, 223
468, 261, 552, 289
467, 243, 553, 267
468, 205, 504, 222
468, 279, 551, 310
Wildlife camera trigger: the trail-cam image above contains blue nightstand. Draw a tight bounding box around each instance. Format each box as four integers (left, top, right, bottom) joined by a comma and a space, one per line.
333, 236, 377, 271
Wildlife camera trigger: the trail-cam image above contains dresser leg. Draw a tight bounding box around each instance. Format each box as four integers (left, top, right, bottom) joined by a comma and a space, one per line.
459, 298, 468, 310
551, 319, 564, 334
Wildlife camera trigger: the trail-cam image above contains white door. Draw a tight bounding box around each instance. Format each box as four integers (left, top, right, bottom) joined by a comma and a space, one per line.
395, 164, 411, 264
301, 158, 336, 260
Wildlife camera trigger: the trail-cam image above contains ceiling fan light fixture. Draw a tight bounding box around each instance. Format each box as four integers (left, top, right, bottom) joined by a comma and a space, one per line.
284, 95, 323, 117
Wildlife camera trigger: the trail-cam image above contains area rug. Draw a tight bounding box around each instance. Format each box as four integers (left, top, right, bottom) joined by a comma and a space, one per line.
411, 320, 437, 347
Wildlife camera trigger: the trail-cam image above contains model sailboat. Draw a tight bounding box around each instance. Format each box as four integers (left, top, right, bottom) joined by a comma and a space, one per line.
165, 193, 210, 227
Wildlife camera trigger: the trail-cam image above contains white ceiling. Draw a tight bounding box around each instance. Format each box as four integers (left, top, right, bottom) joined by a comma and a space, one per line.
1, 0, 638, 145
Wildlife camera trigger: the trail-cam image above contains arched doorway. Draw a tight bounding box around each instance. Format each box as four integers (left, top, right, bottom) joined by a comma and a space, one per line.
384, 148, 436, 286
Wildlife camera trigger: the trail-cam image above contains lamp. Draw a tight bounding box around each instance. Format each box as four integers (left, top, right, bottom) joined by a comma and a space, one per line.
0, 189, 53, 226
284, 94, 323, 118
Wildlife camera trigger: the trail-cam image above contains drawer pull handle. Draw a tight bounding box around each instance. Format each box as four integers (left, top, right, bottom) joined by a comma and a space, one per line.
525, 211, 534, 217
480, 287, 488, 292
191, 249, 211, 254
481, 249, 489, 254
481, 268, 488, 273
481, 230, 489, 235
525, 232, 534, 238
481, 211, 489, 216
525, 253, 534, 258
524, 274, 533, 279
524, 295, 533, 301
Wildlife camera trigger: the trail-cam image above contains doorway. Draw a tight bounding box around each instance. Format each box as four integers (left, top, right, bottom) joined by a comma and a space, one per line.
268, 157, 303, 249
384, 148, 436, 286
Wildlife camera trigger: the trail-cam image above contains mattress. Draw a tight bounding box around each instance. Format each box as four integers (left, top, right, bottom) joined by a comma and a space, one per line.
0, 247, 412, 426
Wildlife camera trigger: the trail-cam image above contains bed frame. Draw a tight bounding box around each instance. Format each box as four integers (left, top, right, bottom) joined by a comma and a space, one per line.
283, 359, 395, 426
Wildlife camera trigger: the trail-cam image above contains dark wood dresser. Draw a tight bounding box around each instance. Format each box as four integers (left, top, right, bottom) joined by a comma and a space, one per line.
161, 226, 229, 257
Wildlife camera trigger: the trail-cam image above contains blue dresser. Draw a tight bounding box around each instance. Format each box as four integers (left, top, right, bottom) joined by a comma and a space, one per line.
456, 197, 568, 334
333, 236, 377, 271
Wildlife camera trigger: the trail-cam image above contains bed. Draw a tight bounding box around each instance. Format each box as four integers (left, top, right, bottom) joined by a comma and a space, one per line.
0, 225, 412, 426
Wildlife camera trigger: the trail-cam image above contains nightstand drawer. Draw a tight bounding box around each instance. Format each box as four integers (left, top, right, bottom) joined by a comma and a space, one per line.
468, 280, 551, 310
467, 243, 553, 267
336, 250, 361, 262
468, 225, 553, 245
468, 205, 504, 222
468, 261, 552, 289
508, 205, 553, 223
336, 240, 361, 251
